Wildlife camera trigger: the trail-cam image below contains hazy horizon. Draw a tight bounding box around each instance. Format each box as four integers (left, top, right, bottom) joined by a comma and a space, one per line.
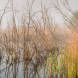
0, 0, 78, 29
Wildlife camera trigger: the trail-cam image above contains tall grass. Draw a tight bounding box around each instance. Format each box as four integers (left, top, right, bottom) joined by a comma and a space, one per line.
0, 0, 78, 78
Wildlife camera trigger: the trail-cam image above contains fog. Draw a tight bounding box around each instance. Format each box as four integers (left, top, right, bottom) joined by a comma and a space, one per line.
0, 0, 78, 29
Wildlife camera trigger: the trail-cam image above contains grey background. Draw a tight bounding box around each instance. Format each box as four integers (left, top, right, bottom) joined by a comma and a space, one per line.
0, 0, 78, 29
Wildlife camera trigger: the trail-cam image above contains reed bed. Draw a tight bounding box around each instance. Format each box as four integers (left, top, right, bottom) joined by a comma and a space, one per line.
0, 0, 78, 78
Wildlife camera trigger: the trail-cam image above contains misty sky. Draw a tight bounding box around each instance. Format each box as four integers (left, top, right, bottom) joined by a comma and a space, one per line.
0, 0, 78, 29
69, 0, 78, 11
0, 0, 78, 10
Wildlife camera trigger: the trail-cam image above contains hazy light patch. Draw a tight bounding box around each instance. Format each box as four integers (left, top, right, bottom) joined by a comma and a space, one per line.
0, 0, 8, 9
69, 0, 78, 11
